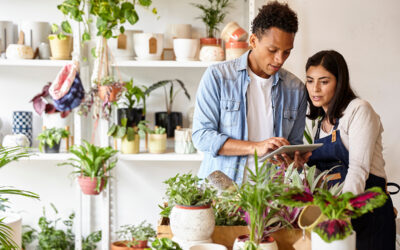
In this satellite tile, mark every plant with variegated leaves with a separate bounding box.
[281,186,387,242]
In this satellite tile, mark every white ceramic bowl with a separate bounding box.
[190,243,228,250]
[173,38,199,61]
[133,33,164,60]
[6,44,34,59]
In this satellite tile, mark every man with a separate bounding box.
[192,1,309,184]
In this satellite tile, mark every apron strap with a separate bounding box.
[387,182,400,195]
[315,117,340,141]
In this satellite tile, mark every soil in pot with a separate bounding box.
[117,108,144,127]
[78,176,105,195]
[44,142,61,153]
[155,112,182,137]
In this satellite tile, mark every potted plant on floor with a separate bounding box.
[108,118,147,154]
[37,128,70,153]
[144,79,190,137]
[282,185,387,249]
[161,173,217,249]
[58,141,118,195]
[112,221,156,250]
[117,79,148,127]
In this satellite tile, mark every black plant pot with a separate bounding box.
[117,108,145,127]
[155,112,183,138]
[44,142,61,153]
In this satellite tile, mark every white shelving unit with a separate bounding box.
[21,152,73,161]
[113,60,217,68]
[118,150,204,162]
[0,59,71,67]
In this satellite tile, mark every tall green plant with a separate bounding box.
[144,79,190,114]
[191,0,232,38]
[56,0,157,41]
[120,79,148,113]
[59,141,118,191]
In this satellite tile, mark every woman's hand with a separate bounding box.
[270,151,312,169]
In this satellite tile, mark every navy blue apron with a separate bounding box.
[307,118,396,250]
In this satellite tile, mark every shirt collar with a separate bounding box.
[237,50,282,85]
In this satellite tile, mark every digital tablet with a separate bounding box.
[264,143,323,159]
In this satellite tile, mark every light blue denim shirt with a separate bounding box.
[192,50,307,185]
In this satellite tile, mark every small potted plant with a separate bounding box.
[282,185,387,249]
[48,24,73,60]
[151,238,182,250]
[112,221,156,250]
[161,173,217,249]
[138,123,167,154]
[97,76,125,103]
[108,118,147,154]
[59,141,118,195]
[117,79,148,127]
[37,127,70,153]
[144,79,190,137]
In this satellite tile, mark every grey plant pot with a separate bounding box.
[44,142,61,153]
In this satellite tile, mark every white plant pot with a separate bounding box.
[109,30,142,60]
[42,113,72,129]
[233,235,278,250]
[133,33,164,61]
[20,21,51,51]
[199,45,224,62]
[0,213,22,249]
[170,205,215,250]
[173,38,199,62]
[174,128,196,154]
[2,134,30,148]
[190,243,227,250]
[311,231,356,250]
[165,24,192,49]
[6,44,34,59]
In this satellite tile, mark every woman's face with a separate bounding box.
[306,65,337,112]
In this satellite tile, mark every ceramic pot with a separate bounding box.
[165,24,192,49]
[174,128,196,154]
[155,112,183,138]
[44,142,61,153]
[2,134,30,148]
[220,22,248,43]
[48,35,73,60]
[109,30,142,60]
[190,243,227,250]
[148,133,167,154]
[111,240,148,250]
[121,135,140,154]
[6,44,34,59]
[311,231,356,250]
[98,84,123,102]
[233,235,278,250]
[0,213,22,249]
[200,38,221,47]
[225,41,249,61]
[298,205,327,233]
[133,33,164,60]
[77,176,105,195]
[20,21,51,51]
[173,38,199,61]
[170,204,215,250]
[38,42,51,59]
[43,113,72,129]
[117,108,144,127]
[0,21,14,53]
[12,111,32,146]
[199,45,224,62]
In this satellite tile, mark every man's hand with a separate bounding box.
[278,151,312,168]
[254,137,290,156]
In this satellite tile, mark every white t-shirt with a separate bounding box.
[245,67,275,176]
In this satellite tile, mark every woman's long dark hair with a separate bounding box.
[306,50,357,124]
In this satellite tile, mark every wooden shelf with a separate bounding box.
[112,60,220,68]
[0,59,71,67]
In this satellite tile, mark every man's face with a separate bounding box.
[248,27,295,78]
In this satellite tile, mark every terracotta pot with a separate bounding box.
[48,35,72,60]
[121,134,140,154]
[220,22,248,43]
[111,240,148,250]
[148,133,167,154]
[98,84,122,102]
[200,38,221,47]
[170,204,215,249]
[225,41,249,61]
[233,234,278,250]
[77,176,105,195]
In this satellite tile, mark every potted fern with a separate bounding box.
[37,128,70,153]
[144,79,190,137]
[59,141,118,195]
[112,221,156,250]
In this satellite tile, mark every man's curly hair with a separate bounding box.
[251,1,298,38]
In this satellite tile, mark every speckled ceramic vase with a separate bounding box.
[170,204,215,249]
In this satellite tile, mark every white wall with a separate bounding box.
[0,0,399,248]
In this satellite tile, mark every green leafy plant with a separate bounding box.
[213,195,246,226]
[137,121,166,137]
[108,118,137,142]
[144,79,190,114]
[151,238,182,250]
[37,128,70,152]
[22,225,37,249]
[58,141,118,191]
[160,173,216,218]
[56,0,157,42]
[119,79,148,114]
[191,0,232,38]
[82,230,102,250]
[282,186,387,243]
[49,23,70,41]
[0,147,39,249]
[116,221,156,247]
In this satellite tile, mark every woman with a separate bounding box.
[305,50,396,250]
